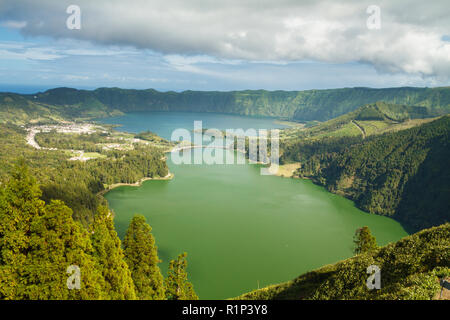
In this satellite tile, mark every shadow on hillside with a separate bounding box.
[396,135,450,233]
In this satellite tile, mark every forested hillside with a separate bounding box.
[236,223,450,300]
[1,86,449,300]
[0,92,122,125]
[4,86,446,122]
[281,116,450,232]
[0,165,197,300]
[0,124,169,225]
[0,93,65,125]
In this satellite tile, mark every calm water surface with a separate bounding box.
[102,112,408,299]
[98,111,288,139]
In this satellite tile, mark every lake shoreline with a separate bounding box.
[272,163,302,178]
[98,172,174,196]
[106,148,408,299]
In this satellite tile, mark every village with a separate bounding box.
[24,122,173,161]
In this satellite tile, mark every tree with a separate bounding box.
[123,215,165,300]
[90,205,136,300]
[23,200,106,299]
[165,253,198,300]
[0,162,44,296]
[0,163,104,299]
[353,226,378,255]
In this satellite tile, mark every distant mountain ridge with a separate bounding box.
[0,93,65,125]
[1,86,449,125]
[8,86,449,122]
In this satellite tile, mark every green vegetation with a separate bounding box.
[235,223,450,300]
[0,124,169,225]
[282,102,440,140]
[1,86,448,124]
[1,86,449,300]
[353,226,378,255]
[90,206,137,300]
[0,164,197,300]
[0,93,64,125]
[135,130,168,143]
[82,152,107,159]
[281,116,450,232]
[165,253,198,300]
[0,92,121,125]
[124,215,165,300]
[35,131,109,153]
[0,164,104,299]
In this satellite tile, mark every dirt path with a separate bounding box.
[26,129,41,149]
[351,120,366,139]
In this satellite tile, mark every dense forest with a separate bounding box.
[281,116,450,232]
[0,124,169,225]
[236,223,450,300]
[35,131,111,153]
[1,86,449,125]
[0,86,449,300]
[0,119,197,299]
[0,164,197,299]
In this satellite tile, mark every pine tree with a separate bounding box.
[165,253,198,300]
[123,215,165,300]
[0,162,43,298]
[353,226,378,255]
[90,205,136,300]
[0,163,104,299]
[24,200,106,299]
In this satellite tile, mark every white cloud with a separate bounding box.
[0,42,64,60]
[0,0,449,79]
[0,20,27,29]
[0,40,142,61]
[63,74,90,81]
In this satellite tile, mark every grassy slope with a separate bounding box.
[0,93,65,125]
[0,92,122,125]
[282,101,440,140]
[235,223,450,300]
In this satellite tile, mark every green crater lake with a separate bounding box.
[102,112,408,299]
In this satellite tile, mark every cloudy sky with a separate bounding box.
[0,0,449,92]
